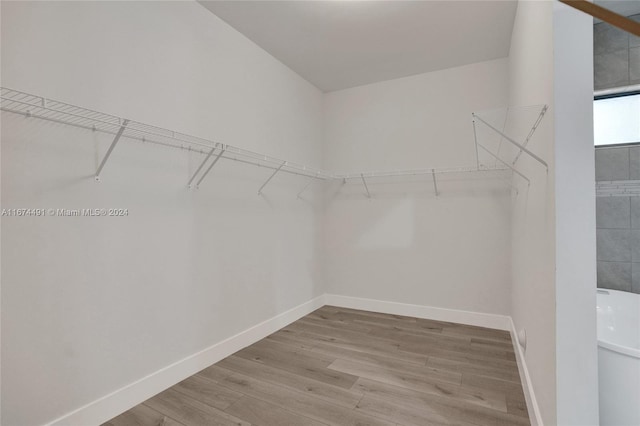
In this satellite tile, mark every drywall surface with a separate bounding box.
[508,1,557,424]
[553,3,599,425]
[323,59,512,316]
[509,2,598,424]
[0,2,324,425]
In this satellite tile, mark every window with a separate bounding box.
[594,92,640,146]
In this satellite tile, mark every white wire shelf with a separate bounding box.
[1,86,517,197]
[335,166,512,198]
[334,165,508,180]
[0,87,332,189]
[471,104,549,186]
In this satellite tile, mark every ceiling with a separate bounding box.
[199,1,518,92]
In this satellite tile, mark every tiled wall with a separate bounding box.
[596,146,640,293]
[594,14,640,90]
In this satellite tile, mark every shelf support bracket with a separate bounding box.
[196,146,226,188]
[512,105,548,166]
[360,174,371,198]
[478,143,530,185]
[258,161,286,195]
[472,118,480,170]
[95,119,129,181]
[297,176,316,199]
[473,114,548,170]
[432,169,438,196]
[188,144,219,188]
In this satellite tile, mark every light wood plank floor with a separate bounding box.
[104,306,530,426]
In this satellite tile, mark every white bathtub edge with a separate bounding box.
[509,317,544,426]
[598,339,640,359]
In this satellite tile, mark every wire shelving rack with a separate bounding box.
[1,87,548,197]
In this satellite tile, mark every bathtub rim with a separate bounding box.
[598,339,640,359]
[597,288,640,359]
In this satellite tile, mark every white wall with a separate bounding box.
[553,3,598,425]
[323,59,513,315]
[1,2,600,426]
[509,1,598,425]
[508,2,557,424]
[0,2,324,425]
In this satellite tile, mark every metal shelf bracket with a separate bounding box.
[360,173,371,198]
[473,113,548,171]
[431,169,438,196]
[196,145,226,189]
[297,175,317,199]
[512,105,548,166]
[472,119,480,170]
[95,119,130,181]
[258,161,286,195]
[188,144,218,188]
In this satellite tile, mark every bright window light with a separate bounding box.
[594,93,640,146]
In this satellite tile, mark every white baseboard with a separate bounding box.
[46,295,326,426]
[46,294,542,426]
[509,317,544,426]
[325,294,542,425]
[324,294,512,330]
